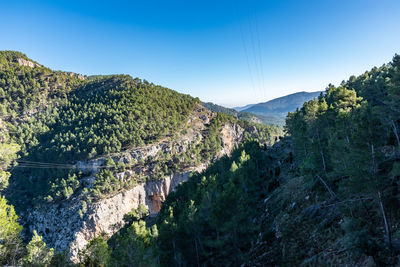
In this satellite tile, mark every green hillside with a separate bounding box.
[0,51,204,206]
[201,101,238,117]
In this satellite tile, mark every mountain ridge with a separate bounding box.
[232,103,256,111]
[237,91,322,114]
[203,91,322,126]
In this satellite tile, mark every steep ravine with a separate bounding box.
[24,107,252,261]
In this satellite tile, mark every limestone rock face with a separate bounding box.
[25,107,249,262]
[66,72,86,80]
[220,123,245,155]
[17,58,40,68]
[28,168,203,262]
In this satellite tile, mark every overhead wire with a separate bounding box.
[234,0,258,101]
[252,4,266,100]
[235,0,267,103]
[16,160,75,169]
[17,160,74,166]
[245,0,263,100]
[13,159,114,169]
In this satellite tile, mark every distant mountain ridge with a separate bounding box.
[204,91,322,126]
[238,91,321,116]
[233,103,256,112]
[236,91,322,116]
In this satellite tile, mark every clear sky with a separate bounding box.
[1,0,400,107]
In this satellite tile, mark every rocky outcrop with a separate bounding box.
[66,72,86,80]
[16,58,40,68]
[220,123,245,155]
[28,167,204,262]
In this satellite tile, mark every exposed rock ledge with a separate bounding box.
[29,165,205,262]
[16,58,40,68]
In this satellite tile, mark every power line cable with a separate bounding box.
[245,0,263,100]
[252,5,267,100]
[14,159,114,169]
[234,0,258,101]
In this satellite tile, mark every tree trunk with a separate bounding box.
[195,239,200,267]
[316,127,328,175]
[173,240,178,267]
[371,144,393,252]
[391,120,400,147]
[320,150,327,174]
[316,174,337,199]
[378,191,392,253]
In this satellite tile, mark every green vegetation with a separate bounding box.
[0,143,19,190]
[108,220,158,266]
[77,205,158,267]
[272,54,400,265]
[201,101,238,117]
[23,230,54,266]
[38,75,198,161]
[0,103,59,266]
[0,51,200,207]
[0,196,23,266]
[78,237,111,267]
[0,115,23,265]
[156,141,276,266]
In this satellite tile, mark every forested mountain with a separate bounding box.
[201,101,238,117]
[0,51,281,265]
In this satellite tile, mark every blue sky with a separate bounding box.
[1,0,400,107]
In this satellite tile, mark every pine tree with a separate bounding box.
[0,196,23,266]
[78,237,110,267]
[23,230,54,266]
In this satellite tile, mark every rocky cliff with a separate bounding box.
[29,168,204,262]
[25,106,251,261]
